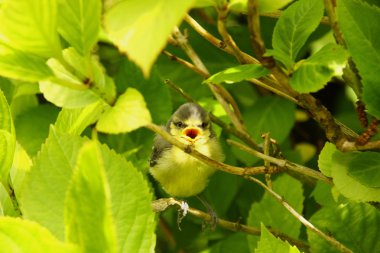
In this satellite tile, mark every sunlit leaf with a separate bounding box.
[255,224,300,253]
[103,0,195,76]
[318,142,336,177]
[96,88,152,133]
[0,89,15,187]
[204,64,270,84]
[0,0,61,58]
[65,141,117,253]
[20,128,86,240]
[57,0,101,55]
[0,217,79,253]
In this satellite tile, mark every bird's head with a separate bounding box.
[167,103,213,145]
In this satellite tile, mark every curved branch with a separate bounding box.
[152,197,310,251]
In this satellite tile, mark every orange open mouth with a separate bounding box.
[184,128,200,140]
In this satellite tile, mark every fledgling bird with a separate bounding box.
[149,103,224,198]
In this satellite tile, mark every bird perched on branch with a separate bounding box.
[149,103,224,198]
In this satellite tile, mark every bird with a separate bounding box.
[149,102,224,198]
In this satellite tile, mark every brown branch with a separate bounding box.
[247,0,266,60]
[341,139,380,151]
[246,176,353,253]
[323,0,362,97]
[152,198,310,251]
[145,123,280,176]
[227,139,332,184]
[162,50,209,78]
[217,4,251,64]
[260,10,330,25]
[184,15,259,64]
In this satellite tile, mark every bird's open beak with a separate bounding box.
[182,127,202,142]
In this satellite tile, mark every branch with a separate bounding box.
[217,4,251,64]
[162,50,209,78]
[152,198,310,251]
[145,123,281,176]
[227,139,332,184]
[184,15,259,64]
[246,176,353,253]
[247,0,266,60]
[260,10,330,25]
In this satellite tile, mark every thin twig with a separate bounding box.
[247,0,266,60]
[184,15,259,64]
[262,133,273,188]
[162,50,209,78]
[145,123,280,176]
[260,10,330,25]
[152,198,310,251]
[323,0,362,97]
[227,139,332,184]
[172,26,247,134]
[217,4,250,64]
[246,176,353,253]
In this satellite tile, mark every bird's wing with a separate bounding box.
[149,134,172,167]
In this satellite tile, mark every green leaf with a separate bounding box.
[65,141,117,253]
[114,60,172,124]
[255,224,300,253]
[9,143,32,200]
[308,202,380,253]
[55,101,109,135]
[346,151,380,188]
[247,174,304,251]
[207,233,250,253]
[0,89,15,187]
[0,217,79,253]
[337,0,380,118]
[20,128,86,240]
[103,0,195,76]
[318,142,336,177]
[14,105,60,157]
[331,150,380,202]
[204,64,270,85]
[244,96,295,144]
[57,0,100,55]
[96,88,152,134]
[96,141,156,253]
[272,0,324,69]
[290,44,349,93]
[0,183,17,216]
[0,0,61,58]
[0,45,53,82]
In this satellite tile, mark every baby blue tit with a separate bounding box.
[149,103,224,198]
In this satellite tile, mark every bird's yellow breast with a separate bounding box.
[150,138,224,197]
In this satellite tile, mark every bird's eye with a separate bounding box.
[201,122,209,128]
[174,121,184,128]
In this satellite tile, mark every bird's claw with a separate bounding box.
[177,201,189,231]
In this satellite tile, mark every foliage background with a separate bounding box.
[0,0,380,252]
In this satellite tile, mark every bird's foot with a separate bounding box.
[196,195,218,231]
[177,201,189,231]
